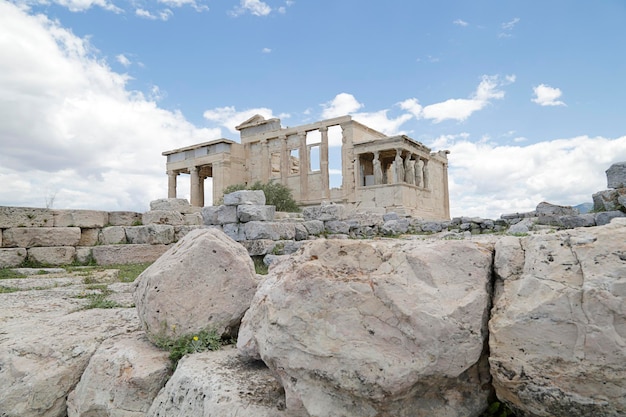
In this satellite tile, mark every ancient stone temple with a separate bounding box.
[163,115,450,219]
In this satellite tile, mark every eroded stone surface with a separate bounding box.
[238,238,493,417]
[490,219,626,417]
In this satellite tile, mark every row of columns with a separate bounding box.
[167,167,210,207]
[372,149,429,188]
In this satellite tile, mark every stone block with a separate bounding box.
[420,221,444,233]
[237,205,276,222]
[75,247,93,265]
[183,212,203,226]
[535,202,579,217]
[324,220,350,235]
[240,239,277,256]
[174,225,204,241]
[150,198,193,213]
[142,210,185,226]
[606,161,626,188]
[99,226,127,245]
[28,246,76,266]
[0,207,54,228]
[108,211,142,226]
[592,190,622,212]
[0,248,27,268]
[557,214,596,229]
[303,220,324,236]
[201,206,237,225]
[91,244,170,265]
[595,210,626,226]
[79,228,100,246]
[302,203,346,221]
[380,219,410,235]
[222,223,243,242]
[2,227,81,248]
[53,210,109,228]
[223,190,266,206]
[243,221,296,241]
[126,225,175,245]
[294,224,308,241]
[382,212,399,221]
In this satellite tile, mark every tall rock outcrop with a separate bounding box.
[490,219,626,416]
[238,238,494,417]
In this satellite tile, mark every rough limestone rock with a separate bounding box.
[150,198,194,214]
[606,161,626,189]
[223,190,266,206]
[0,303,140,417]
[27,246,76,266]
[91,244,169,265]
[99,226,127,245]
[0,247,27,267]
[0,206,54,228]
[592,189,625,212]
[201,205,237,225]
[146,346,298,417]
[243,221,296,240]
[142,210,185,226]
[67,333,171,417]
[237,204,276,222]
[108,211,142,226]
[238,238,493,417]
[134,228,258,342]
[490,219,626,417]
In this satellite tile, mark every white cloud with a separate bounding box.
[429,133,626,218]
[202,106,278,135]
[116,53,131,67]
[398,98,423,118]
[135,8,173,20]
[421,75,512,123]
[262,47,272,53]
[0,2,219,211]
[230,0,271,17]
[321,93,363,119]
[501,17,520,30]
[453,19,468,27]
[12,0,123,13]
[157,0,208,12]
[532,84,566,106]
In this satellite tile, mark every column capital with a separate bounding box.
[318,126,328,133]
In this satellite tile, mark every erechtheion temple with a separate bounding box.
[163,115,450,219]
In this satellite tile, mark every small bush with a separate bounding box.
[222,180,300,212]
[252,256,268,275]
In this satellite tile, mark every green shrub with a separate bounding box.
[155,329,222,367]
[221,180,300,212]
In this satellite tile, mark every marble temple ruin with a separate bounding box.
[163,115,450,220]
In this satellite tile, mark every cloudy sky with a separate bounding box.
[2,0,626,218]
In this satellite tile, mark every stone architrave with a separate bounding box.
[2,227,81,248]
[490,220,626,417]
[238,238,493,417]
[53,210,109,228]
[606,161,626,189]
[133,228,258,341]
[67,333,171,417]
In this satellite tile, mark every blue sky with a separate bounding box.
[2,0,626,218]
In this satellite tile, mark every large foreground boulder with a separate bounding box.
[238,238,494,417]
[490,219,626,416]
[133,228,258,343]
[147,346,298,417]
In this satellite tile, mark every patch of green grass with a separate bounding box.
[479,401,517,417]
[0,269,26,280]
[0,285,20,293]
[116,263,152,282]
[154,329,222,368]
[83,293,123,309]
[252,256,268,275]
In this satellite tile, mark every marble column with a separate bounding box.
[319,126,330,199]
[190,166,201,207]
[280,135,288,184]
[404,156,415,185]
[298,132,308,198]
[415,159,423,187]
[260,139,269,182]
[167,170,177,198]
[422,158,430,189]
